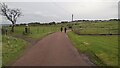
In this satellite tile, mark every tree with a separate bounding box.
[49,21,56,25]
[0,3,21,32]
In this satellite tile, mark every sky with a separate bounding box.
[0,0,119,24]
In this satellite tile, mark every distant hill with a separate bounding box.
[0,24,11,26]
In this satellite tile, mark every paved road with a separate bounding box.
[12,32,93,66]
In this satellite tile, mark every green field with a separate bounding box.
[4,25,60,39]
[72,21,118,34]
[67,31,118,66]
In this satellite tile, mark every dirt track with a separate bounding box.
[12,32,93,66]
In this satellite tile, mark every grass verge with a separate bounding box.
[2,35,27,66]
[67,31,118,66]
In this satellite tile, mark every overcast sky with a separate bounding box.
[0,0,119,24]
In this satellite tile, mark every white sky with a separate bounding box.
[0,0,119,24]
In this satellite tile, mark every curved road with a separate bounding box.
[12,32,93,66]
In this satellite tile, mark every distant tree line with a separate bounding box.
[4,18,119,27]
[72,19,120,23]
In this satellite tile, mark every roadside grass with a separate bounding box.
[0,46,1,67]
[2,35,27,66]
[0,45,1,66]
[67,31,118,66]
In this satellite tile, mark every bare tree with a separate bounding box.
[0,3,21,32]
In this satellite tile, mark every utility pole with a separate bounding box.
[72,14,73,22]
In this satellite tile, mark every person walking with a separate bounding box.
[64,27,67,33]
[61,27,63,32]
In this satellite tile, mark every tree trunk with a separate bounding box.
[11,24,14,32]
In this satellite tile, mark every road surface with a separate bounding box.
[12,32,93,66]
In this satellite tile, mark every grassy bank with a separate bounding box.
[67,31,118,66]
[2,35,27,65]
[0,35,2,67]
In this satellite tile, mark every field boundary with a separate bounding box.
[77,34,120,36]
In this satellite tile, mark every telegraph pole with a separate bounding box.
[72,14,73,22]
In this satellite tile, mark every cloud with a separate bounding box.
[1,1,118,24]
[0,0,119,2]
